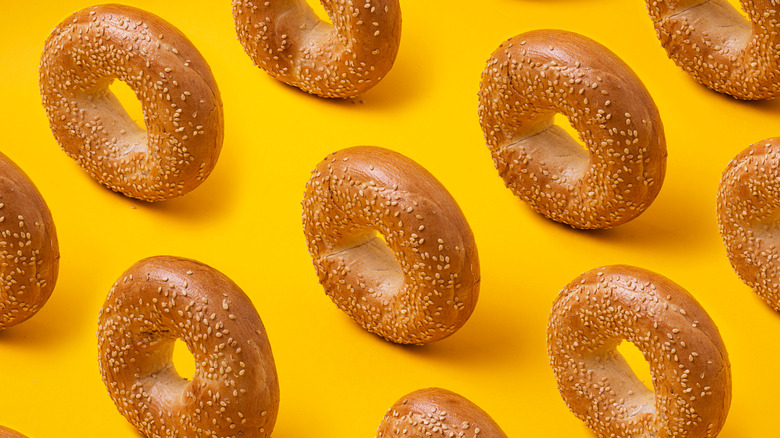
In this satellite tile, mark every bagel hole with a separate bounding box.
[553,113,585,149]
[728,0,749,20]
[616,340,653,393]
[109,79,146,133]
[327,230,404,298]
[172,338,197,381]
[308,0,332,25]
[586,342,656,420]
[706,0,749,20]
[374,231,389,244]
[518,113,589,183]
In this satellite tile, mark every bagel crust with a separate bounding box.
[0,152,59,330]
[302,146,480,344]
[232,0,402,98]
[717,138,780,310]
[376,388,508,438]
[97,256,279,437]
[548,265,731,438]
[478,30,667,229]
[0,426,27,438]
[39,4,223,201]
[646,0,780,100]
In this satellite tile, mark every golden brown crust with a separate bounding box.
[717,137,780,310]
[39,4,223,201]
[0,426,28,438]
[478,29,667,229]
[232,0,402,98]
[302,146,480,344]
[97,256,279,437]
[646,0,780,100]
[376,388,508,438]
[547,265,731,438]
[0,152,59,330]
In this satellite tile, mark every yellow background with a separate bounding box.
[0,0,776,436]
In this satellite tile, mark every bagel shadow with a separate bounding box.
[740,95,780,114]
[523,179,712,253]
[257,44,426,112]
[0,315,70,349]
[683,75,780,114]
[127,151,240,223]
[389,298,531,368]
[355,46,428,111]
[324,300,528,367]
[0,266,94,349]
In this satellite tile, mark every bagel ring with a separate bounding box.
[0,152,59,330]
[478,29,667,229]
[301,146,480,344]
[645,0,780,100]
[376,388,508,437]
[232,0,402,98]
[717,137,780,310]
[39,4,223,201]
[547,265,731,438]
[97,256,279,437]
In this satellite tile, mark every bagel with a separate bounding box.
[478,29,667,229]
[0,426,27,438]
[717,137,780,311]
[97,256,279,437]
[376,388,508,438]
[645,0,780,100]
[39,4,223,201]
[0,152,59,330]
[547,265,731,438]
[301,146,480,344]
[232,0,402,98]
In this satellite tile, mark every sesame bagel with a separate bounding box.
[301,146,480,344]
[547,265,731,438]
[645,0,780,100]
[232,0,401,98]
[97,256,279,437]
[39,4,223,201]
[478,30,667,229]
[376,388,508,438]
[717,137,780,311]
[0,152,59,330]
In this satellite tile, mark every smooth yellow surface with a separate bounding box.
[0,0,777,436]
